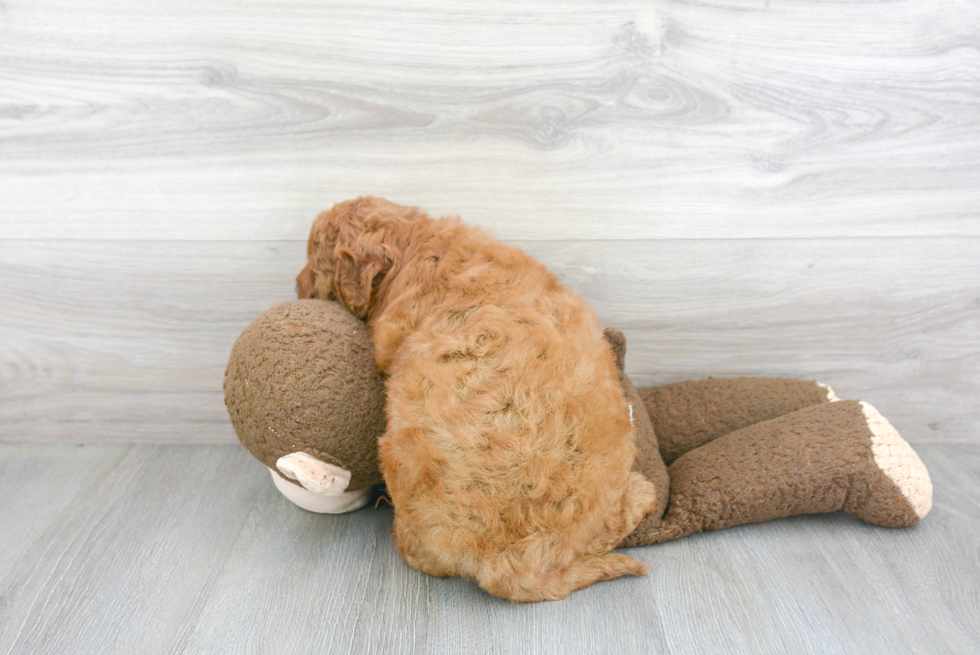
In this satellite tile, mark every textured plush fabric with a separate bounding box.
[603,329,670,526]
[640,377,832,465]
[224,300,386,491]
[622,400,930,546]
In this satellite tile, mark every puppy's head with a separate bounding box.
[298,196,419,317]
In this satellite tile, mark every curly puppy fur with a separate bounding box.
[298,197,656,602]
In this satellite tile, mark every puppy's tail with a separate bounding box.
[478,552,647,603]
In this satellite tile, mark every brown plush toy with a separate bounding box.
[602,329,932,547]
[224,301,933,545]
[224,300,386,513]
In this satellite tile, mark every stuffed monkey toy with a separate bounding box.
[601,328,932,547]
[224,301,932,546]
[223,300,386,514]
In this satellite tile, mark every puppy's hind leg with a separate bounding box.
[392,515,457,579]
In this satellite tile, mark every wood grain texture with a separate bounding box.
[1,0,979,240]
[1,0,978,444]
[1,238,976,444]
[0,444,264,655]
[0,443,977,654]
[1,1,977,650]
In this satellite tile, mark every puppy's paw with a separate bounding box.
[625,471,659,526]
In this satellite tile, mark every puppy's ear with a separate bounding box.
[333,209,410,317]
[333,248,388,318]
[296,265,316,299]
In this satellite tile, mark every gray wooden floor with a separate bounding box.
[0,443,976,655]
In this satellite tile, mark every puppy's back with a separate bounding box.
[379,228,656,601]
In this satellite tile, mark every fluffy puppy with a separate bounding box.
[297,197,656,602]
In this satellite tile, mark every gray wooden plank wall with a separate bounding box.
[2,0,979,444]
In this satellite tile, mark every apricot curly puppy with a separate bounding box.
[297,197,656,602]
